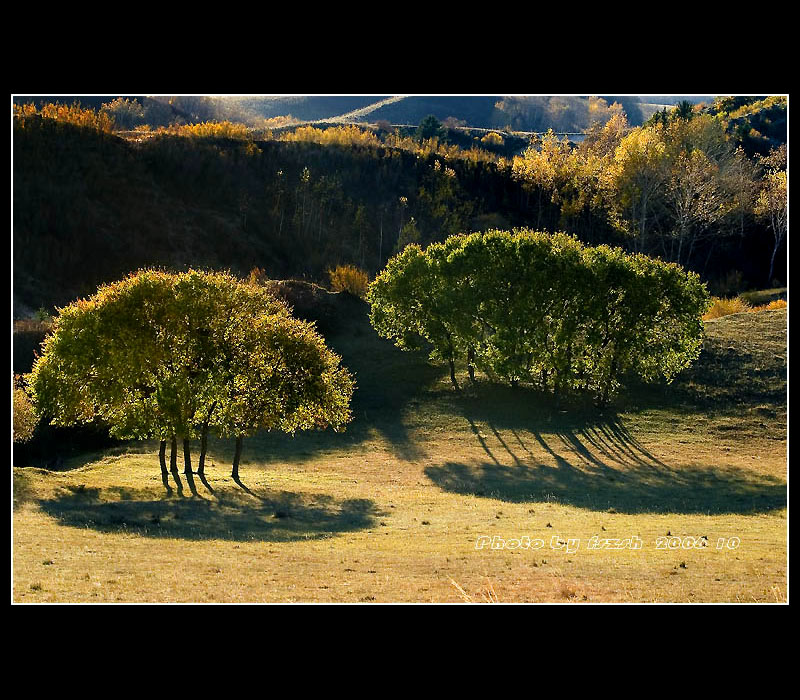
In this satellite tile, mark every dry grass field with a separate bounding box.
[12,305,787,604]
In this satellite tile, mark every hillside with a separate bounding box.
[12,116,545,314]
[220,95,392,122]
[18,95,657,131]
[221,95,652,130]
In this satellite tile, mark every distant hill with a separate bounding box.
[220,96,392,122]
[214,95,653,130]
[638,95,716,105]
[14,94,679,132]
[349,96,503,127]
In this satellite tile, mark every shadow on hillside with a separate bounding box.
[619,311,787,416]
[36,483,381,542]
[242,313,445,463]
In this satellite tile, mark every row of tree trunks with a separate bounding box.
[158,433,246,482]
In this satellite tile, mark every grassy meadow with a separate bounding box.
[12,304,787,603]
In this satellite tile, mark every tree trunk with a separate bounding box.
[537,188,542,229]
[169,436,178,474]
[768,234,780,285]
[601,356,618,407]
[197,401,216,477]
[378,211,383,269]
[467,346,476,385]
[231,435,244,480]
[159,440,168,478]
[183,438,192,475]
[701,239,716,277]
[448,357,459,390]
[198,425,209,477]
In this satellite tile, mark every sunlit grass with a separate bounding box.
[13,308,787,603]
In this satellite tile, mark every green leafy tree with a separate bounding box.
[29,269,352,482]
[368,243,464,388]
[368,229,710,404]
[28,270,208,480]
[214,311,354,480]
[13,377,38,444]
[673,100,696,121]
[416,115,445,142]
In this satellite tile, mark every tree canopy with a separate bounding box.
[367,229,710,404]
[29,269,354,479]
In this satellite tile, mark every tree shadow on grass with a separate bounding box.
[425,457,785,514]
[36,484,381,542]
[425,420,785,515]
[424,382,786,514]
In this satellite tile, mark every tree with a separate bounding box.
[511,130,575,229]
[673,100,696,121]
[368,229,710,403]
[578,245,708,404]
[368,243,464,388]
[754,168,787,284]
[663,149,729,267]
[395,216,421,253]
[214,311,354,480]
[720,147,760,239]
[603,126,669,253]
[29,269,352,482]
[29,270,177,478]
[100,98,147,130]
[416,115,445,142]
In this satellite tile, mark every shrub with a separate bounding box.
[166,120,252,140]
[13,377,38,443]
[328,265,369,298]
[704,295,786,320]
[280,125,382,148]
[481,131,505,147]
[703,296,752,320]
